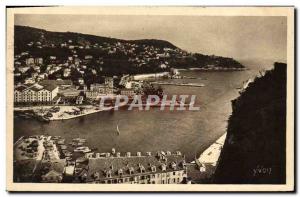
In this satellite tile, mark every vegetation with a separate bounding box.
[213,62,286,184]
[14,25,244,78]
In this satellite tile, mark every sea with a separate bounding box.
[13,59,277,162]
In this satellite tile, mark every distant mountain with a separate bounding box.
[14,25,244,79]
[14,25,177,53]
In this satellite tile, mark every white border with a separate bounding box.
[5,6,295,192]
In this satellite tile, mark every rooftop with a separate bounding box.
[15,85,28,92]
[40,159,66,176]
[86,152,186,182]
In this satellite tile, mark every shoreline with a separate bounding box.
[178,67,247,71]
[14,105,121,121]
[49,106,116,121]
[192,132,227,166]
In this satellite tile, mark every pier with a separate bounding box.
[152,81,205,87]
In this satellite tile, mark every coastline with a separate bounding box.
[14,105,121,121]
[178,67,247,71]
[193,132,227,166]
[49,106,116,121]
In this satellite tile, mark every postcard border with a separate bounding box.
[6,6,295,192]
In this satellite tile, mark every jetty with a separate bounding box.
[152,81,205,87]
[194,132,227,167]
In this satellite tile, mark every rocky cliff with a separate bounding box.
[213,62,287,184]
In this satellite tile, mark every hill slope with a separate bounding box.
[14,25,245,86]
[213,62,287,184]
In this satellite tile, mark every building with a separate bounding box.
[63,68,71,77]
[34,58,43,65]
[37,84,59,102]
[18,66,30,73]
[22,85,39,102]
[25,57,34,65]
[40,159,66,183]
[85,82,114,99]
[78,78,84,85]
[14,82,59,103]
[49,56,56,60]
[60,87,80,98]
[120,88,135,97]
[104,77,114,89]
[80,151,187,184]
[76,96,84,105]
[24,77,36,85]
[85,55,93,60]
[90,83,106,93]
[85,91,99,100]
[14,85,28,103]
[159,63,168,69]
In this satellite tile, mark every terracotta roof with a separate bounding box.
[43,84,58,92]
[86,153,186,182]
[15,85,28,92]
[30,86,43,92]
[40,159,66,176]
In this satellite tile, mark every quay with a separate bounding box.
[152,81,205,87]
[193,132,227,168]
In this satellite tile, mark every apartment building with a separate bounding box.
[80,151,187,184]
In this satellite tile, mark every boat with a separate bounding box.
[116,124,120,135]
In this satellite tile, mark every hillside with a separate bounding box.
[14,26,178,53]
[213,62,287,184]
[14,25,244,77]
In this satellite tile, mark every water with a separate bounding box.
[13,60,275,162]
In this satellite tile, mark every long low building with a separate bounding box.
[76,151,187,184]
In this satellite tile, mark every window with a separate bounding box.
[173,172,176,175]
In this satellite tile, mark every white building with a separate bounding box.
[14,82,59,103]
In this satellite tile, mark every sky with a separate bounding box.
[15,14,287,62]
